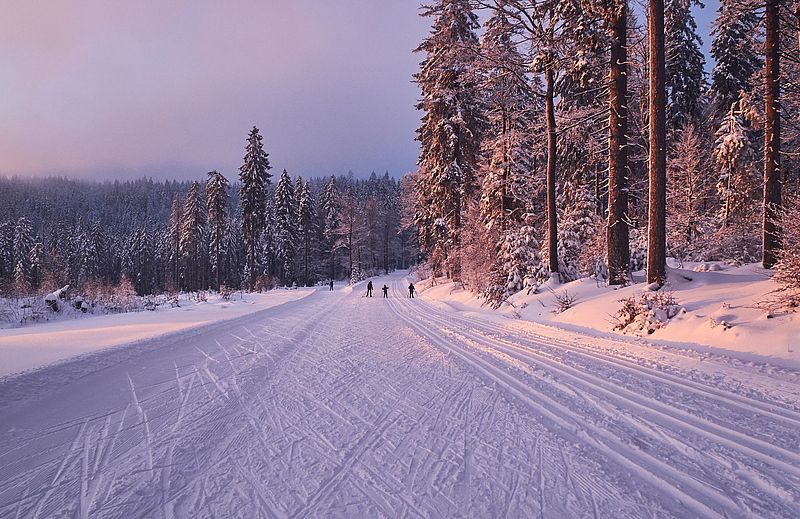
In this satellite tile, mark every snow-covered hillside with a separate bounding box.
[0,272,798,518]
[420,262,800,368]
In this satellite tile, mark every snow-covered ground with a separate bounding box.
[0,272,798,517]
[0,289,313,377]
[422,262,799,369]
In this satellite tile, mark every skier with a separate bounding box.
[382,285,389,298]
[366,280,373,297]
[329,279,334,291]
[408,282,415,298]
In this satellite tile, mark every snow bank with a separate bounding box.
[414,263,800,369]
[0,289,314,377]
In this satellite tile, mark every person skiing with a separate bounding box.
[382,285,389,298]
[366,280,373,297]
[329,279,334,291]
[408,282,415,298]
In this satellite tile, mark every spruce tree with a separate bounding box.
[180,181,205,291]
[709,1,761,113]
[0,221,13,281]
[206,170,230,290]
[13,217,34,284]
[297,179,316,287]
[413,0,484,281]
[320,176,340,280]
[239,126,272,288]
[169,194,182,290]
[665,0,706,131]
[478,7,539,234]
[274,170,298,285]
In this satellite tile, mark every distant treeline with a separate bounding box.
[0,144,418,296]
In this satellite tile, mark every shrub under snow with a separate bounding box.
[614,291,684,335]
[774,194,800,307]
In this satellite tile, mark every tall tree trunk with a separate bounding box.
[545,63,559,275]
[607,3,630,285]
[647,0,667,285]
[763,0,782,268]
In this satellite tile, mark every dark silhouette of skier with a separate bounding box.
[329,280,334,291]
[382,285,389,298]
[408,282,415,298]
[366,281,373,297]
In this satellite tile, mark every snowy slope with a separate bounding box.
[420,263,800,368]
[0,273,798,518]
[0,289,313,377]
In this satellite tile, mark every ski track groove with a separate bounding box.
[0,275,797,518]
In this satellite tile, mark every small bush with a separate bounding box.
[553,289,577,313]
[614,290,683,335]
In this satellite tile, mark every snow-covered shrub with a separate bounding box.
[460,202,499,293]
[553,289,577,313]
[774,194,800,307]
[628,228,647,273]
[219,285,233,301]
[0,296,48,326]
[614,291,683,335]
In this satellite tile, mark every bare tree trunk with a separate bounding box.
[763,0,782,268]
[647,0,667,285]
[545,63,559,275]
[607,4,630,285]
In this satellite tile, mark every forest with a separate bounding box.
[409,0,800,306]
[0,131,416,297]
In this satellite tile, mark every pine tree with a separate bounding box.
[413,0,485,281]
[648,0,668,286]
[180,180,205,291]
[709,0,762,113]
[584,0,631,285]
[239,126,272,289]
[664,0,706,131]
[206,170,230,290]
[274,170,298,285]
[762,0,781,268]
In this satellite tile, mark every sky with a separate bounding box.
[1,1,719,182]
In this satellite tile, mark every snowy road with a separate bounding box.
[1,273,799,518]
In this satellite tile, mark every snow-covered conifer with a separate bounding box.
[274,170,298,284]
[181,181,206,291]
[206,170,229,290]
[665,0,706,131]
[239,126,272,288]
[709,0,761,113]
[413,0,484,280]
[297,178,315,286]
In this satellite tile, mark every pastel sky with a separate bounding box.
[1,1,718,181]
